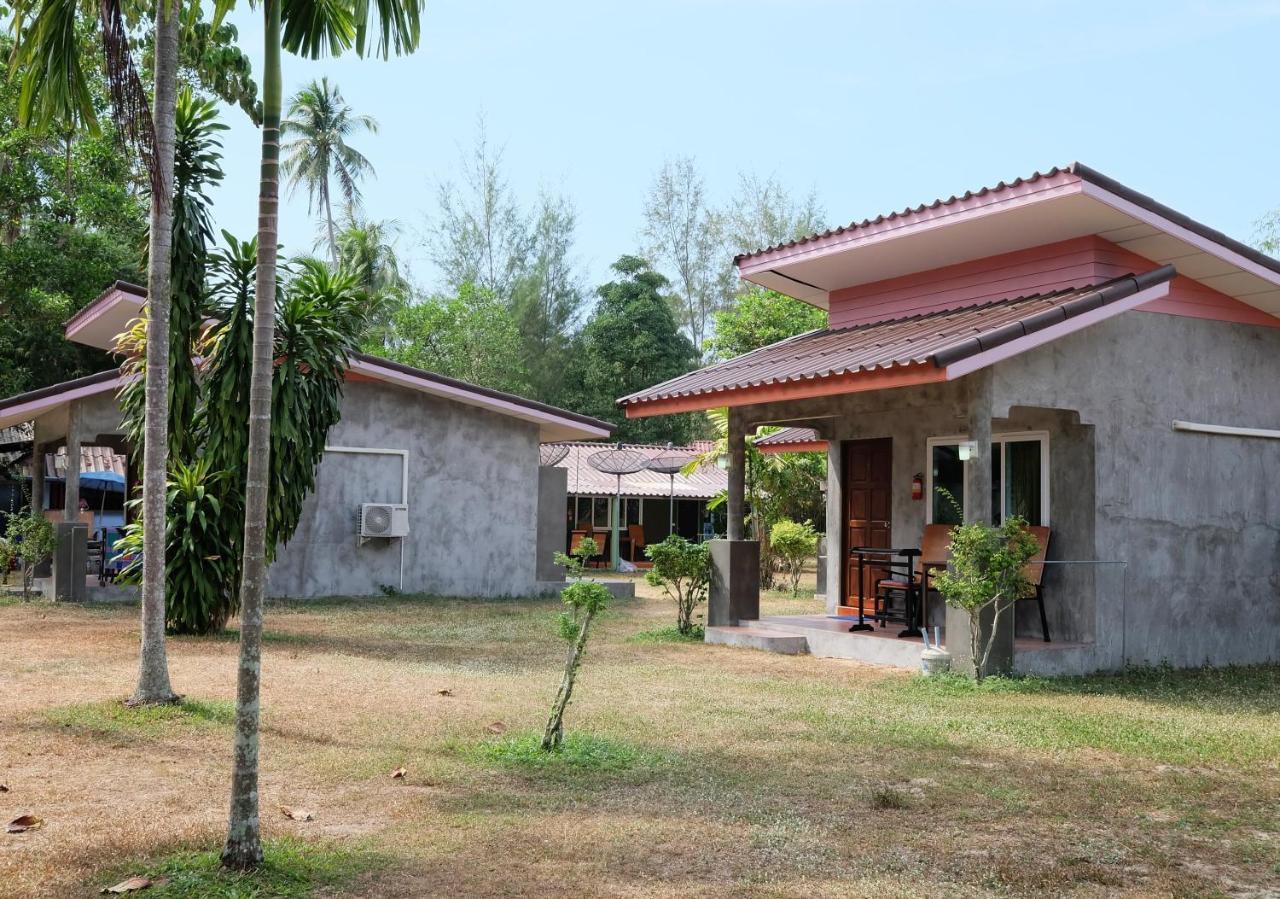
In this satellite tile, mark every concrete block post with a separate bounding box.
[52,521,87,602]
[63,401,82,524]
[945,368,1014,676]
[708,539,759,626]
[726,408,747,541]
[824,440,843,616]
[536,465,568,582]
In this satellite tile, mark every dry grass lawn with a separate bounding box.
[1,579,1278,898]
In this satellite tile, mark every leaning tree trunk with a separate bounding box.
[323,184,337,264]
[541,608,597,751]
[130,0,179,707]
[221,0,281,871]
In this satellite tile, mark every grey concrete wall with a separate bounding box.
[267,380,542,599]
[536,466,567,581]
[994,310,1280,670]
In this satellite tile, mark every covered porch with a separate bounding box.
[617,271,1171,676]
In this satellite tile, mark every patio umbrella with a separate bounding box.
[645,443,694,540]
[586,445,650,569]
[79,471,126,493]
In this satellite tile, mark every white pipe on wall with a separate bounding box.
[323,445,410,591]
[1172,420,1280,440]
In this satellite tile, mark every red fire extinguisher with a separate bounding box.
[911,473,924,501]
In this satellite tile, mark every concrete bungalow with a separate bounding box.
[0,282,613,601]
[618,163,1280,675]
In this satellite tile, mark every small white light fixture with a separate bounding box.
[957,442,973,462]
[716,455,729,471]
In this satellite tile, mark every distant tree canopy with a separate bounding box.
[374,282,529,396]
[564,255,701,444]
[0,34,145,396]
[709,288,826,360]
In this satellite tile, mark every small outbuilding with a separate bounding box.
[0,282,613,601]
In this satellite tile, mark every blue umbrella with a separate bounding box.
[52,470,126,493]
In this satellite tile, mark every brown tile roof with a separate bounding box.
[550,441,726,500]
[44,446,127,480]
[619,267,1175,409]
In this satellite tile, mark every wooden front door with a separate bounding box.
[842,438,893,615]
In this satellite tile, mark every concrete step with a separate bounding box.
[705,623,810,655]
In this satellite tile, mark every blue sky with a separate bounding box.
[209,0,1280,292]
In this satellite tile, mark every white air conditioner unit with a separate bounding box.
[359,503,409,540]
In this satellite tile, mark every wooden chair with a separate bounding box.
[1019,526,1052,642]
[627,524,646,562]
[875,524,953,632]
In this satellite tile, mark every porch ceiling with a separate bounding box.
[619,267,1175,418]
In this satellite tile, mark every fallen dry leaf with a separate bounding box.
[391,766,407,779]
[280,806,314,822]
[436,688,453,696]
[485,721,507,734]
[7,814,43,833]
[0,783,8,792]
[101,875,168,893]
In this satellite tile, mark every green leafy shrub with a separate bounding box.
[1,509,56,599]
[930,490,1039,680]
[769,519,818,596]
[644,535,710,635]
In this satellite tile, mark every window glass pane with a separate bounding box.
[625,498,641,526]
[593,497,610,528]
[575,497,591,529]
[1005,440,1043,525]
[931,444,964,525]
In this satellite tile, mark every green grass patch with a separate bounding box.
[629,624,705,643]
[465,731,662,775]
[45,698,234,738]
[98,836,380,898]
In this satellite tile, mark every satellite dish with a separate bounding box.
[539,444,570,466]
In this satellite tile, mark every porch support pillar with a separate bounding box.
[63,401,81,523]
[708,407,759,629]
[726,407,747,541]
[823,439,843,616]
[52,401,87,602]
[946,368,1014,676]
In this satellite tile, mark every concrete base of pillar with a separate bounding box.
[815,535,828,599]
[945,603,1014,677]
[52,522,88,603]
[709,539,759,626]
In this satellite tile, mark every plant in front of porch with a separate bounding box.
[769,519,819,596]
[1,509,56,600]
[542,537,611,751]
[644,535,710,636]
[931,492,1039,681]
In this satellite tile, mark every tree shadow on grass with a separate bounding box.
[883,663,1280,715]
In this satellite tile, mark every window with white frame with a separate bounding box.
[568,495,643,529]
[926,432,1050,527]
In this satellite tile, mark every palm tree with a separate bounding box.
[9,0,182,704]
[220,0,423,871]
[281,77,378,260]
[335,212,408,346]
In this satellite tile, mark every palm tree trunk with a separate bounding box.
[323,184,337,264]
[129,0,179,707]
[221,0,280,871]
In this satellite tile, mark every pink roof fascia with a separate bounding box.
[0,375,124,430]
[349,357,612,439]
[64,283,145,344]
[1077,180,1280,289]
[737,169,1084,277]
[943,280,1172,379]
